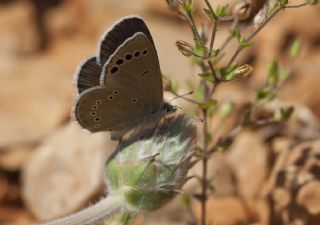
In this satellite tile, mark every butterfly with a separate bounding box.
[73,16,176,139]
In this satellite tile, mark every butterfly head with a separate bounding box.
[162,103,177,114]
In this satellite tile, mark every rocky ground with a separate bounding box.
[0,1,319,225]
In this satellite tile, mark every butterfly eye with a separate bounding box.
[92,105,98,110]
[108,95,114,101]
[131,98,138,104]
[116,59,124,65]
[125,54,133,60]
[90,112,96,116]
[112,90,119,95]
[111,67,119,74]
[96,100,102,105]
[142,49,148,55]
[134,51,140,58]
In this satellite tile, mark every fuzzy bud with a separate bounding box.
[176,40,194,57]
[232,0,252,21]
[233,64,253,80]
[165,0,185,11]
[105,115,197,212]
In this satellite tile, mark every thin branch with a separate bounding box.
[226,5,281,67]
[226,1,310,67]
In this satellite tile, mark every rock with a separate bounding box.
[227,131,269,201]
[194,196,249,225]
[297,181,320,215]
[22,123,114,221]
[0,57,72,148]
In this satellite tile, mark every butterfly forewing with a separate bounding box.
[101,33,163,113]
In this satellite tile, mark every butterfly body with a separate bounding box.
[73,16,175,138]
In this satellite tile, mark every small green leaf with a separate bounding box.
[257,86,277,101]
[200,99,218,109]
[279,67,290,81]
[279,0,288,7]
[181,194,191,208]
[267,58,279,87]
[194,83,205,102]
[274,106,294,122]
[216,4,229,17]
[194,40,207,56]
[306,0,319,5]
[219,64,237,81]
[203,8,217,21]
[198,72,215,82]
[209,49,220,59]
[290,38,301,58]
[171,78,178,93]
[207,105,216,117]
[182,0,193,13]
[218,102,233,119]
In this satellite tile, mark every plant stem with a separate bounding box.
[41,194,124,225]
[201,109,209,225]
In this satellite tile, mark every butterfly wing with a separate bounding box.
[101,32,163,114]
[98,16,156,66]
[75,86,151,132]
[74,57,101,94]
[74,17,164,133]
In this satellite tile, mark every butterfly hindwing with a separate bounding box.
[75,86,150,132]
[75,57,101,94]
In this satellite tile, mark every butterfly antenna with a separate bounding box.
[169,91,194,103]
[174,105,205,124]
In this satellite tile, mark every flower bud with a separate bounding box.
[232,0,252,21]
[165,0,186,11]
[233,64,253,80]
[176,40,194,57]
[105,115,197,211]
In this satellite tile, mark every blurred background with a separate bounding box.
[0,0,319,225]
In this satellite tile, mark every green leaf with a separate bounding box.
[219,64,237,81]
[279,67,290,81]
[200,99,218,109]
[231,28,250,48]
[194,83,205,102]
[279,0,288,7]
[207,105,216,117]
[198,72,215,82]
[290,38,301,58]
[171,77,178,93]
[182,0,193,13]
[218,102,233,119]
[306,0,319,5]
[267,58,279,87]
[209,49,220,59]
[194,40,207,56]
[203,8,217,21]
[181,194,191,208]
[215,4,229,17]
[257,86,277,101]
[274,106,294,122]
